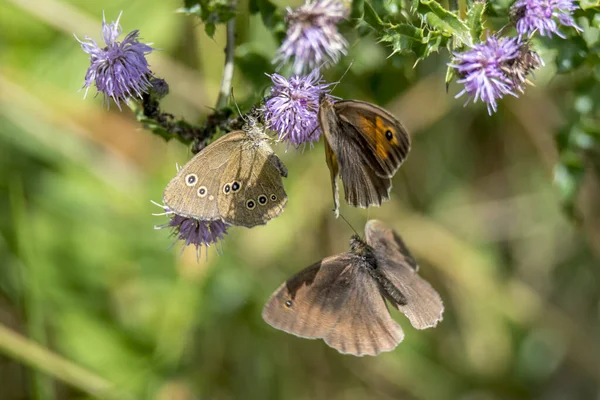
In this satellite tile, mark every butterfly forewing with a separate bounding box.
[319,97,411,215]
[320,99,392,211]
[334,100,410,178]
[262,253,404,356]
[365,220,444,330]
[163,126,288,228]
[263,255,352,339]
[163,131,246,220]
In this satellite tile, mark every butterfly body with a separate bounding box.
[262,220,443,357]
[318,97,411,217]
[163,118,288,228]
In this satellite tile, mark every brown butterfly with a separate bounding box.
[319,97,411,217]
[163,117,288,228]
[262,220,443,356]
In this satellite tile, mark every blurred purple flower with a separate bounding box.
[153,202,229,256]
[450,36,522,115]
[511,0,582,38]
[275,0,349,75]
[75,12,154,109]
[502,42,543,94]
[262,69,334,146]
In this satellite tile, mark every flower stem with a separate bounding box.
[0,324,134,400]
[11,180,54,400]
[216,17,236,110]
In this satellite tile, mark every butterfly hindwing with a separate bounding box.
[365,220,444,330]
[217,139,287,228]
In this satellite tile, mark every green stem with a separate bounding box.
[0,324,133,400]
[216,17,237,109]
[11,181,54,400]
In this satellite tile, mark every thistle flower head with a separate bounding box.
[511,0,582,38]
[262,69,334,146]
[153,201,229,257]
[502,42,544,93]
[75,12,154,109]
[275,0,349,75]
[450,36,522,115]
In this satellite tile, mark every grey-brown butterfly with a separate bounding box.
[262,220,443,356]
[319,96,411,217]
[163,116,288,228]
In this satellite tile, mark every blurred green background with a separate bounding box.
[1,0,599,399]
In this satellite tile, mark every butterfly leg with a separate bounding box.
[324,138,340,218]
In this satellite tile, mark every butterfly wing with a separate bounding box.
[320,98,392,211]
[217,139,287,228]
[163,131,246,220]
[262,254,404,356]
[365,220,444,330]
[334,100,410,178]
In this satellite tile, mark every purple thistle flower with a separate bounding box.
[152,201,229,257]
[502,42,544,93]
[450,36,522,115]
[75,12,155,109]
[275,0,349,75]
[262,69,334,146]
[511,0,582,38]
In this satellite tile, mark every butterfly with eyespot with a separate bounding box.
[262,219,443,357]
[319,96,411,217]
[163,115,288,228]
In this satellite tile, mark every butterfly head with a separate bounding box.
[319,92,335,107]
[243,115,270,141]
[349,234,368,255]
[349,234,378,269]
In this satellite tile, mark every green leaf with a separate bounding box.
[445,65,455,92]
[253,0,284,29]
[411,0,419,12]
[466,1,486,43]
[554,158,584,220]
[234,48,273,96]
[554,36,588,73]
[177,0,236,38]
[249,0,260,13]
[351,0,365,19]
[419,0,470,45]
[580,0,600,10]
[364,1,384,31]
[204,22,216,38]
[379,23,437,61]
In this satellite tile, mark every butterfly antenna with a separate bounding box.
[230,87,246,122]
[496,22,512,36]
[339,213,359,237]
[330,59,355,94]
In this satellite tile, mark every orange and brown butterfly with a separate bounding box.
[318,95,411,217]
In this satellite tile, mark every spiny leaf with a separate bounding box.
[580,0,600,9]
[419,0,470,45]
[466,1,486,43]
[364,1,384,31]
[445,65,455,92]
[250,0,285,33]
[351,0,365,19]
[177,0,236,38]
